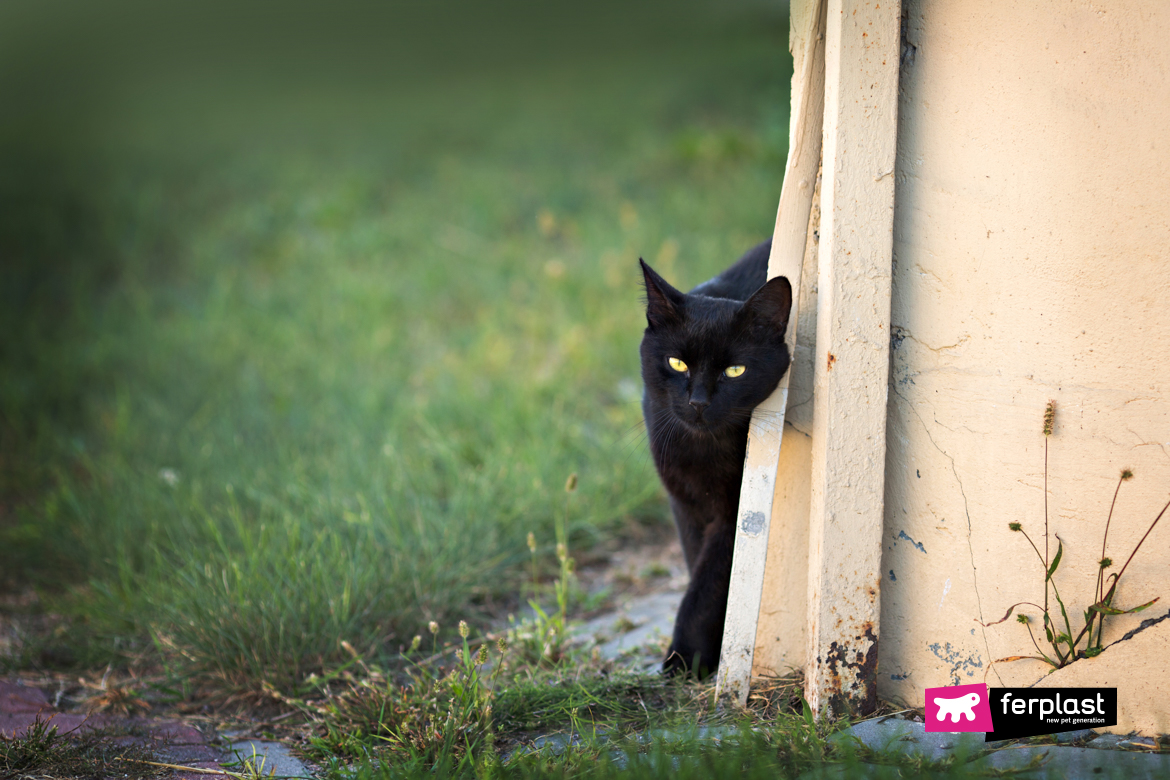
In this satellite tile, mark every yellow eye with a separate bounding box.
[724,365,746,378]
[668,357,688,373]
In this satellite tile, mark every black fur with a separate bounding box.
[639,239,792,677]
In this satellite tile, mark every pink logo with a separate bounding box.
[925,683,994,732]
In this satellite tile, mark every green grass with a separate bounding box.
[299,661,1007,780]
[262,631,1001,780]
[0,1,792,689]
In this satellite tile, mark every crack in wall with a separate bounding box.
[1023,608,1170,690]
[891,384,1002,685]
[892,326,971,354]
[1124,427,1170,461]
[1108,607,1170,648]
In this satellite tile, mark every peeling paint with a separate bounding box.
[927,642,984,686]
[822,624,879,717]
[896,530,926,553]
[740,510,766,536]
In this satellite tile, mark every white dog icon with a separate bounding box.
[934,692,980,723]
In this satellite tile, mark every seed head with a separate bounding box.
[410,635,422,651]
[1008,522,1022,532]
[459,620,470,639]
[476,645,489,665]
[527,532,537,554]
[565,473,578,493]
[1099,557,1113,569]
[1043,401,1056,436]
[1016,614,1029,624]
[496,636,507,654]
[1121,469,1134,481]
[429,620,440,635]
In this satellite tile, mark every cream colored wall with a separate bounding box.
[884,0,1170,732]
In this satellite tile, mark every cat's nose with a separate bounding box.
[689,399,710,414]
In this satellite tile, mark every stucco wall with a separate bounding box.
[883,0,1170,731]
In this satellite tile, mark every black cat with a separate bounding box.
[639,239,792,677]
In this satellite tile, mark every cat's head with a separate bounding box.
[639,259,791,434]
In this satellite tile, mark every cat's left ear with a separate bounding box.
[640,259,685,329]
[742,276,792,336]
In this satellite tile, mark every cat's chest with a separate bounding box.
[649,421,746,504]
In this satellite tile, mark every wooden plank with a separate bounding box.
[803,0,901,719]
[715,0,827,706]
[751,5,826,685]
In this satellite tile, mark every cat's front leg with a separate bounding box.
[663,519,735,678]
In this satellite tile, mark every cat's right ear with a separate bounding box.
[743,275,792,336]
[640,259,685,329]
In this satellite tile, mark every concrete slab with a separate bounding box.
[971,745,1170,779]
[230,739,315,778]
[836,717,1170,779]
[1087,734,1126,750]
[835,717,985,760]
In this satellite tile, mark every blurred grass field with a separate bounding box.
[0,1,792,689]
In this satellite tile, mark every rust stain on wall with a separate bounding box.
[819,623,879,717]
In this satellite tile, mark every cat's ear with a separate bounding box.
[640,259,685,329]
[742,275,792,336]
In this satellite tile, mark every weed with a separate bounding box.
[0,715,164,780]
[511,475,582,667]
[984,401,1166,669]
[78,667,153,715]
[299,626,509,768]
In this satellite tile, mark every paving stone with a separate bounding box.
[230,739,314,778]
[0,681,50,713]
[109,733,165,748]
[146,719,206,744]
[1087,733,1126,749]
[0,680,268,778]
[159,743,225,764]
[0,711,116,738]
[0,713,41,737]
[971,745,1170,779]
